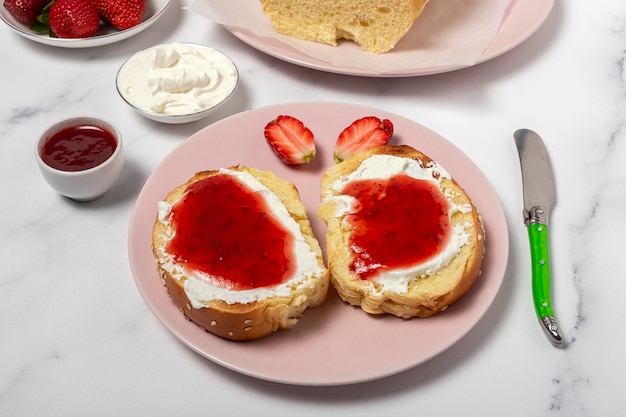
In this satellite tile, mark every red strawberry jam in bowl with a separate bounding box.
[35,116,124,201]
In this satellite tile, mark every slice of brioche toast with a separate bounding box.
[152,166,329,341]
[318,145,485,318]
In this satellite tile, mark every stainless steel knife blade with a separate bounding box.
[514,129,556,226]
[514,129,565,347]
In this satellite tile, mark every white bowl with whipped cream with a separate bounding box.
[116,42,239,124]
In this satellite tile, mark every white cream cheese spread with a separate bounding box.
[323,154,473,295]
[156,168,325,308]
[117,42,238,115]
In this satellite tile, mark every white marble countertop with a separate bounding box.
[2,1,625,415]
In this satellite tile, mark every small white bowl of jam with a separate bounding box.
[115,42,239,124]
[35,116,124,201]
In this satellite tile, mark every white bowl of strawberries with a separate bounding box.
[0,0,170,47]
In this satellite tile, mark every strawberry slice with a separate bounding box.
[333,116,394,163]
[264,115,316,165]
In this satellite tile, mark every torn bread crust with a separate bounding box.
[260,0,430,54]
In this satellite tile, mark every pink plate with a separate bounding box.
[217,0,554,76]
[128,102,509,385]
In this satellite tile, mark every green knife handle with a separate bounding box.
[527,222,564,346]
[528,223,554,317]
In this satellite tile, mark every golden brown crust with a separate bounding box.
[260,0,430,54]
[152,167,329,341]
[318,145,485,318]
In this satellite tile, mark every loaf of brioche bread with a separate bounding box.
[152,167,329,341]
[318,145,485,318]
[260,0,430,54]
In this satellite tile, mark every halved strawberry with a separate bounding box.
[90,0,146,30]
[264,115,316,165]
[333,116,394,163]
[48,0,100,38]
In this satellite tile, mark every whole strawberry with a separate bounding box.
[3,0,47,25]
[48,0,100,38]
[91,0,146,30]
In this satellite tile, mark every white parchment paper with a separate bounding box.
[189,0,512,73]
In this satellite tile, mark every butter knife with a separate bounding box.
[514,129,565,347]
